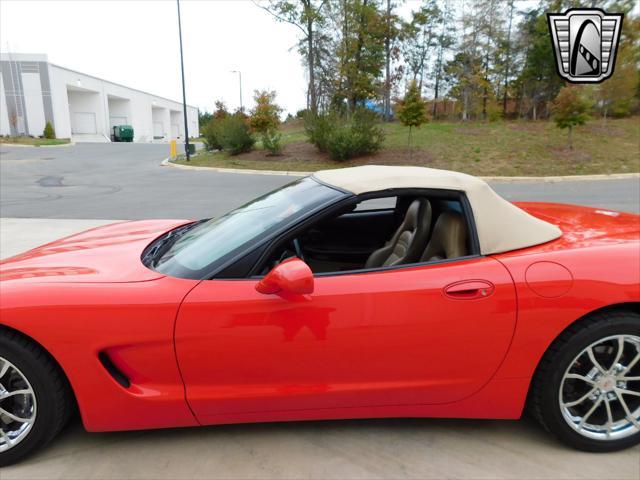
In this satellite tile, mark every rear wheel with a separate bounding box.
[0,330,73,466]
[530,310,640,452]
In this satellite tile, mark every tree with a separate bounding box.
[382,0,403,121]
[43,122,55,139]
[212,100,229,120]
[501,0,515,117]
[512,5,563,120]
[401,0,440,91]
[396,80,427,156]
[595,1,639,119]
[257,1,329,115]
[431,0,454,119]
[551,86,590,150]
[198,111,212,130]
[250,90,284,155]
[331,0,386,111]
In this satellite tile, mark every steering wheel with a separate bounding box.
[292,237,305,263]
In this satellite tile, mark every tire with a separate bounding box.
[529,310,640,452]
[0,330,73,466]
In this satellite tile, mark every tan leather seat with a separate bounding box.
[420,211,467,262]
[365,198,432,268]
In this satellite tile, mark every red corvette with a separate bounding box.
[1,166,639,464]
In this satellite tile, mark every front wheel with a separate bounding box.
[0,330,73,466]
[530,310,640,452]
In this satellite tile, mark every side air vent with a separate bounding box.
[98,352,131,388]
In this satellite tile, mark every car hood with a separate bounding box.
[0,219,191,283]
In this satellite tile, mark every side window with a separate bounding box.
[354,196,397,212]
[253,192,475,278]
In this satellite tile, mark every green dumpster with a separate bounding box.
[112,125,134,142]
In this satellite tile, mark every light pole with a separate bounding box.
[177,0,190,161]
[231,70,243,112]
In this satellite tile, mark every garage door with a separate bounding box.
[72,112,97,134]
[170,123,180,139]
[109,116,128,128]
[153,122,164,139]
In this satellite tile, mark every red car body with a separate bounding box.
[0,202,638,433]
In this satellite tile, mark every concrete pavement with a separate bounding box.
[0,218,115,259]
[3,416,639,480]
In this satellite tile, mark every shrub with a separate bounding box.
[43,122,56,139]
[305,109,384,161]
[217,114,254,155]
[201,119,223,151]
[304,111,336,153]
[261,128,283,155]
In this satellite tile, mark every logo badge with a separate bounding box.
[547,8,623,83]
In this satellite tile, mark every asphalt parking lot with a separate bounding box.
[0,143,639,479]
[1,142,638,220]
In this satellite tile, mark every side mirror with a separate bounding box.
[256,258,314,295]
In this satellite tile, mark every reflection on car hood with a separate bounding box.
[0,219,191,283]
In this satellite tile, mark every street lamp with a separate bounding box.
[177,0,190,161]
[230,70,243,112]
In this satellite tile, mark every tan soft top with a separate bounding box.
[313,165,562,255]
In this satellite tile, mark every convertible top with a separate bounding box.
[312,165,562,255]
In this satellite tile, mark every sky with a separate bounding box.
[1,0,308,115]
[3,1,634,116]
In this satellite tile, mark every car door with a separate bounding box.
[174,256,516,423]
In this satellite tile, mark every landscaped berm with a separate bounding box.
[179,117,639,176]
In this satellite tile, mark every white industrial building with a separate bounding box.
[0,53,198,143]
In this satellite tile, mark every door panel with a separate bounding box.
[72,112,97,134]
[175,256,516,422]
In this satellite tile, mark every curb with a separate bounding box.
[160,158,640,182]
[160,157,309,176]
[0,141,75,148]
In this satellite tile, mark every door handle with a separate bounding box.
[444,280,495,300]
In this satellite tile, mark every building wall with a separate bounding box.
[0,54,55,137]
[0,75,10,135]
[1,53,199,142]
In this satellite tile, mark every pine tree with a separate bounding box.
[43,122,55,139]
[551,86,590,150]
[397,80,427,157]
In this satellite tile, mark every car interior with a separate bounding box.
[259,192,473,275]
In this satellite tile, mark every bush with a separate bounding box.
[43,122,55,139]
[201,119,223,151]
[261,129,283,155]
[304,111,336,153]
[217,114,254,155]
[305,109,384,161]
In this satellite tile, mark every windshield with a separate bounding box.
[146,177,344,279]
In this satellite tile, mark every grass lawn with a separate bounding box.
[179,117,640,176]
[0,137,71,146]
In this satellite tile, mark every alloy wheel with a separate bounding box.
[0,356,37,452]
[559,334,640,441]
